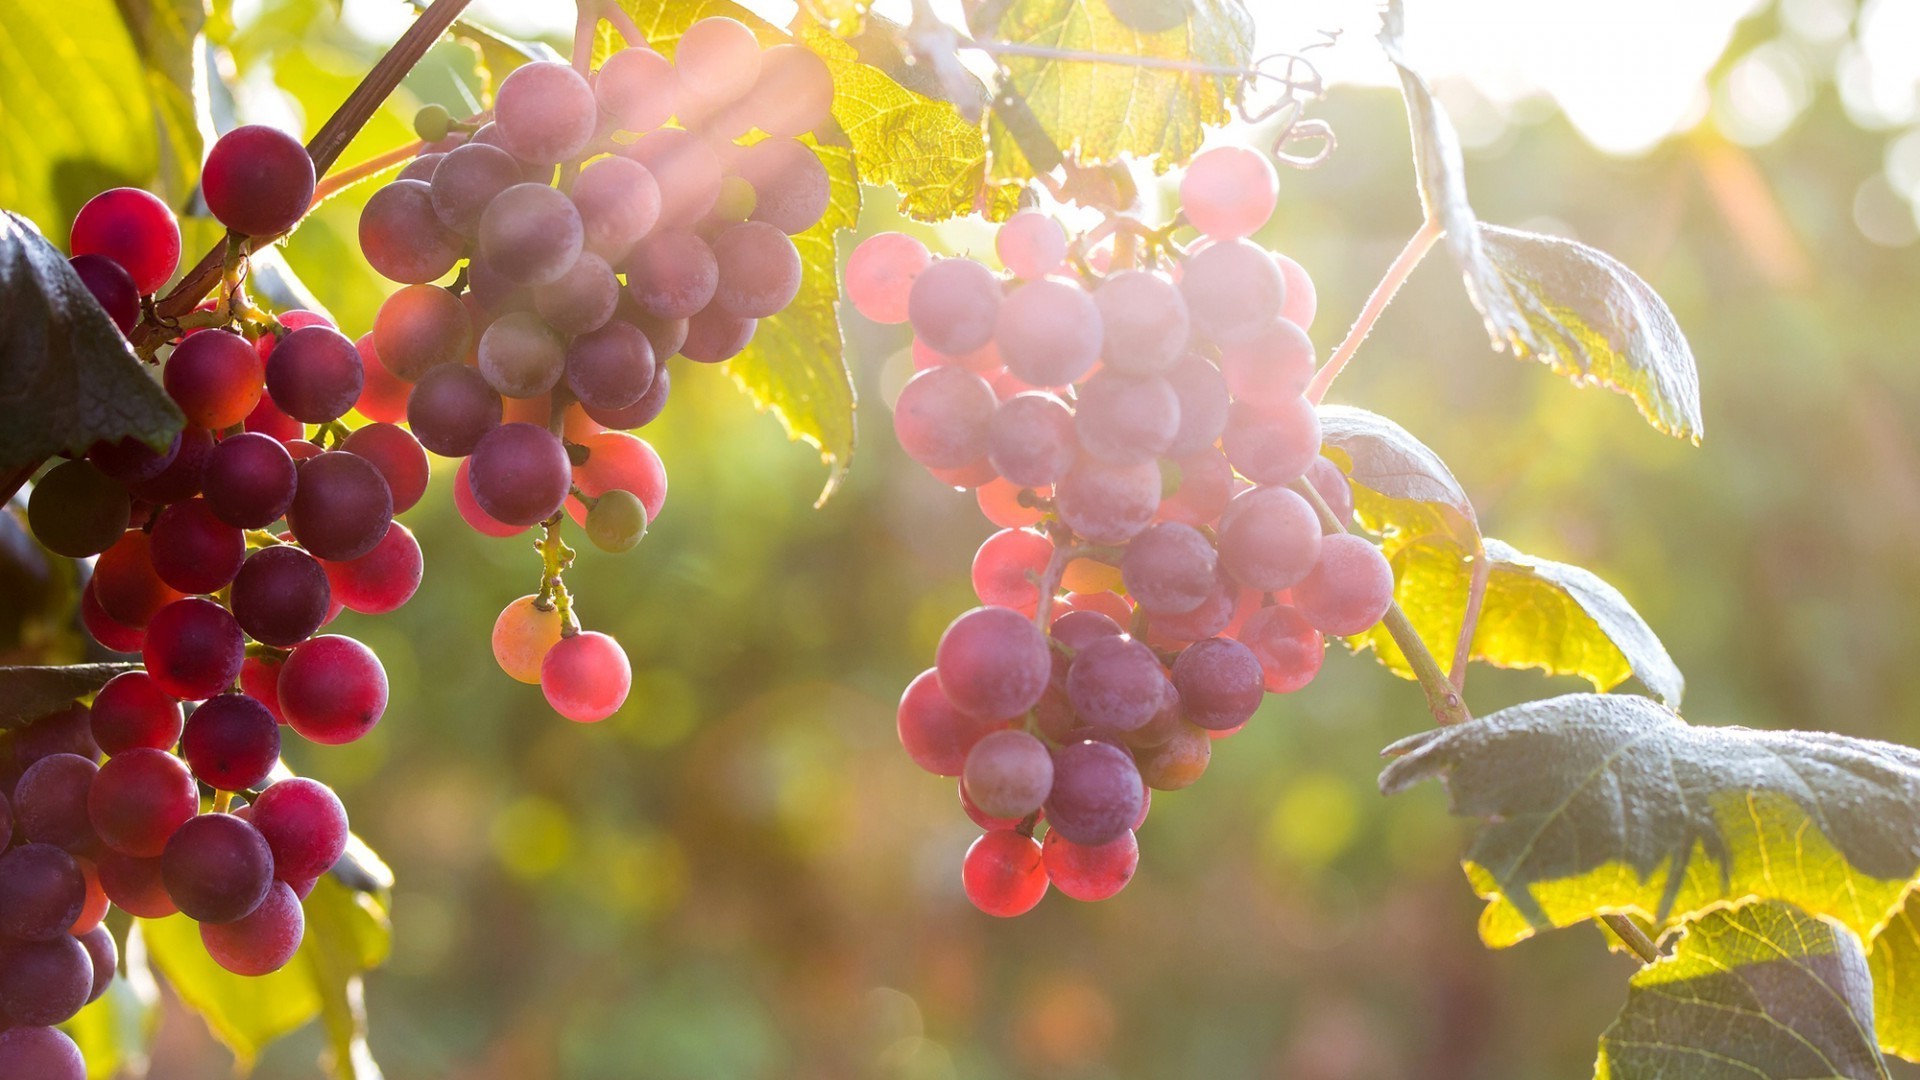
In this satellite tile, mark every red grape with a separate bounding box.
[201,878,305,975]
[995,211,1067,280]
[934,606,1051,721]
[674,17,761,105]
[893,365,998,471]
[1093,270,1189,374]
[1218,486,1321,591]
[1043,739,1143,846]
[230,544,330,646]
[97,851,177,917]
[1055,458,1163,545]
[595,47,678,133]
[265,325,363,423]
[142,597,244,700]
[909,257,1002,356]
[181,693,280,791]
[162,812,273,923]
[88,747,197,857]
[1179,239,1282,345]
[1179,146,1277,240]
[1074,371,1180,465]
[70,187,180,294]
[164,330,263,430]
[961,729,1053,819]
[325,522,423,615]
[69,252,139,332]
[202,125,316,236]
[286,451,393,562]
[1236,603,1324,693]
[90,671,183,755]
[203,432,298,528]
[1291,534,1395,636]
[971,528,1053,613]
[493,61,599,165]
[995,278,1100,388]
[961,829,1047,917]
[250,776,349,881]
[1042,827,1138,901]
[845,232,927,324]
[278,634,388,745]
[149,497,245,594]
[373,283,471,380]
[540,631,631,722]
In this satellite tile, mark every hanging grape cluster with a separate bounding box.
[854,147,1397,916]
[356,20,834,712]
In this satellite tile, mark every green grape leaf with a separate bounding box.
[64,924,162,1080]
[1381,694,1920,951]
[0,212,184,473]
[143,865,392,1076]
[403,0,558,101]
[1594,901,1890,1080]
[1377,1,1702,443]
[1868,888,1920,1062]
[970,0,1254,181]
[1317,404,1477,549]
[0,664,143,730]
[0,0,201,236]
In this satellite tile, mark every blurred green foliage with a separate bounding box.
[10,0,1920,1076]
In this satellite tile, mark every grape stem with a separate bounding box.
[1030,543,1090,632]
[535,514,579,634]
[571,2,596,74]
[1305,217,1440,405]
[1450,546,1490,689]
[600,1,649,50]
[308,139,428,205]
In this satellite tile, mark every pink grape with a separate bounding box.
[1291,534,1395,636]
[1219,318,1315,408]
[1217,486,1321,591]
[1179,145,1278,240]
[909,258,1002,355]
[893,364,998,471]
[1179,239,1283,345]
[541,631,631,722]
[1236,604,1324,693]
[935,606,1051,721]
[995,211,1066,279]
[971,528,1053,613]
[1042,828,1138,901]
[961,829,1048,917]
[278,634,388,745]
[845,232,928,324]
[897,669,1006,776]
[1093,270,1189,374]
[995,278,1100,388]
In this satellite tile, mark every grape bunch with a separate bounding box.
[356,21,834,718]
[854,148,1396,916]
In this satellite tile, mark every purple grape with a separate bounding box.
[1073,371,1180,465]
[0,935,93,1026]
[1179,239,1283,345]
[202,432,298,528]
[1171,636,1264,730]
[909,258,1002,356]
[266,325,364,423]
[961,729,1054,819]
[478,183,584,287]
[994,277,1098,387]
[1044,739,1144,846]
[625,229,717,319]
[359,179,466,285]
[1054,458,1162,545]
[182,693,281,791]
[477,311,566,399]
[533,251,621,336]
[406,364,503,457]
[1065,635,1167,733]
[1217,485,1321,591]
[583,362,670,430]
[286,451,393,562]
[230,544,330,647]
[565,320,657,410]
[1162,353,1230,457]
[11,754,98,853]
[0,843,85,941]
[986,392,1077,488]
[734,137,830,235]
[467,423,571,527]
[893,365,998,470]
[680,307,755,363]
[571,155,661,262]
[429,142,525,236]
[1120,522,1218,616]
[1221,397,1321,486]
[935,606,1052,721]
[161,812,273,924]
[1093,270,1188,374]
[711,221,802,318]
[0,1027,86,1080]
[78,925,116,1003]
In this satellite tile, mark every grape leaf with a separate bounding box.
[114,0,209,207]
[0,213,184,473]
[1868,888,1920,1062]
[63,925,161,1080]
[143,868,391,1076]
[1318,404,1477,548]
[0,663,143,730]
[1381,694,1920,950]
[969,0,1254,180]
[1594,901,1891,1080]
[1377,1,1703,443]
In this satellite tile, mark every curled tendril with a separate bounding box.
[1237,32,1340,168]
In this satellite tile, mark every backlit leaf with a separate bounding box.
[0,663,142,730]
[1868,888,1920,1062]
[1318,404,1476,549]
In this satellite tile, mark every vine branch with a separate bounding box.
[1305,217,1439,404]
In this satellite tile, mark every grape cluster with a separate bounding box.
[358,22,834,716]
[855,148,1396,916]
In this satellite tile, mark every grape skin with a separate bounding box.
[1093,270,1189,374]
[1055,458,1163,546]
[1065,635,1168,733]
[934,606,1052,722]
[1043,740,1144,847]
[845,232,928,324]
[909,258,1003,356]
[1073,371,1181,466]
[962,829,1048,917]
[994,278,1101,388]
[1290,534,1396,636]
[1179,239,1284,345]
[893,365,998,471]
[1119,522,1218,616]
[478,183,585,287]
[986,392,1077,488]
[1217,486,1321,592]
[962,729,1054,819]
[359,179,466,285]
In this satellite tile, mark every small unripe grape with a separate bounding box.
[586,489,648,553]
[492,595,565,684]
[414,103,451,142]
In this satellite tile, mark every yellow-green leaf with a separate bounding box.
[1595,901,1891,1080]
[1381,693,1920,951]
[1868,887,1920,1062]
[1318,404,1477,551]
[970,0,1253,181]
[115,0,208,208]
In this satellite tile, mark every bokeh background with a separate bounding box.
[16,0,1920,1075]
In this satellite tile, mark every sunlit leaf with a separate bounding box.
[1868,888,1920,1062]
[1318,404,1476,549]
[970,0,1253,180]
[1594,901,1890,1080]
[0,663,142,730]
[1381,693,1920,950]
[1377,1,1702,443]
[113,0,209,207]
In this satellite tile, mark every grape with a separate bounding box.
[961,829,1047,916]
[239,654,286,723]
[326,522,423,614]
[493,61,599,165]
[1043,740,1144,846]
[90,671,183,755]
[734,137,829,235]
[202,878,304,975]
[477,311,566,399]
[1221,396,1320,486]
[12,704,100,768]
[469,423,572,526]
[1218,318,1314,409]
[455,459,527,538]
[566,320,657,410]
[203,125,316,236]
[935,606,1051,721]
[0,935,92,1027]
[1291,534,1394,636]
[893,365,998,470]
[709,173,758,224]
[0,843,85,942]
[596,46,678,133]
[971,528,1053,612]
[478,183,585,287]
[13,753,98,852]
[93,531,180,628]
[428,143,525,236]
[845,232,928,324]
[0,1026,86,1080]
[1135,721,1212,789]
[27,458,130,557]
[1074,371,1180,465]
[1054,458,1163,545]
[286,451,393,562]
[680,306,756,362]
[398,152,442,182]
[1305,455,1353,527]
[1179,239,1283,345]
[1275,252,1318,330]
[142,597,244,700]
[710,221,802,318]
[358,179,465,284]
[340,422,429,514]
[909,258,1002,356]
[675,17,762,105]
[230,544,330,646]
[576,489,644,553]
[994,211,1067,280]
[407,364,503,458]
[165,330,263,430]
[244,390,304,441]
[70,187,180,294]
[994,278,1101,388]
[128,424,214,505]
[1042,828,1137,901]
[962,729,1053,819]
[89,430,180,486]
[540,631,631,722]
[1120,522,1218,615]
[976,476,1047,528]
[625,228,718,319]
[1051,608,1124,650]
[567,159,661,268]
[739,43,833,137]
[70,252,139,332]
[78,925,116,1002]
[1162,353,1231,458]
[1237,604,1323,693]
[492,596,564,684]
[373,283,472,380]
[1179,146,1278,240]
[1144,569,1235,644]
[182,693,280,791]
[96,852,174,918]
[81,583,144,652]
[533,252,621,336]
[278,635,387,745]
[162,812,273,923]
[1217,486,1321,591]
[202,432,297,528]
[1093,270,1189,374]
[583,359,671,430]
[149,497,245,593]
[250,777,349,881]
[959,780,1028,830]
[1170,636,1264,730]
[89,747,197,857]
[621,129,721,226]
[897,667,1008,775]
[468,122,550,181]
[915,336,1000,374]
[1065,636,1168,733]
